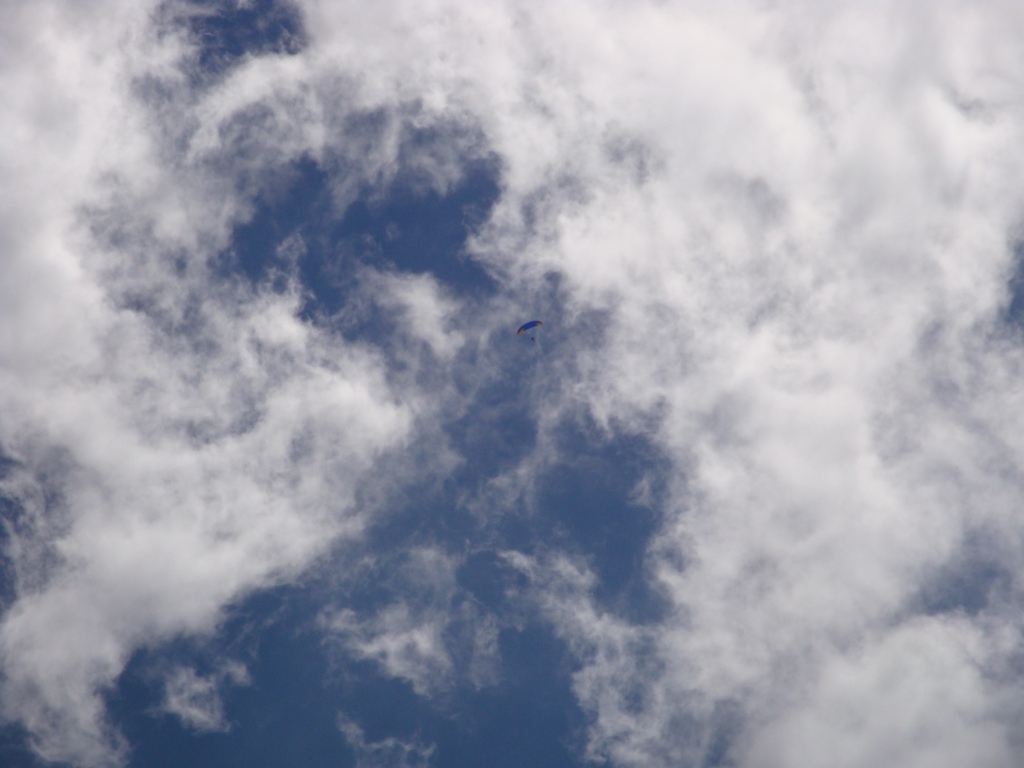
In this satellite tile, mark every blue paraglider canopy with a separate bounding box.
[516,320,543,335]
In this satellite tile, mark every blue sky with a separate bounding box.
[5,2,1024,767]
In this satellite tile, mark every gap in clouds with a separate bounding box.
[98,577,597,768]
[222,150,500,327]
[1003,241,1024,330]
[0,725,36,768]
[104,585,353,768]
[526,420,670,625]
[0,455,25,611]
[912,528,1013,618]
[170,0,306,86]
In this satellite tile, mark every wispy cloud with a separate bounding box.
[5,1,1024,767]
[323,547,500,697]
[338,716,434,768]
[159,661,250,733]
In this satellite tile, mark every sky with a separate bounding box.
[4,1,1024,766]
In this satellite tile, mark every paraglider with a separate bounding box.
[517,320,543,341]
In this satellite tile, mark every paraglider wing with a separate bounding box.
[517,320,543,335]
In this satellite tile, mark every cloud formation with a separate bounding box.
[338,716,434,768]
[5,1,1024,767]
[0,1,418,763]
[159,661,250,733]
[323,547,500,696]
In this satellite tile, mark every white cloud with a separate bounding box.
[304,2,1024,765]
[454,4,1024,766]
[7,1,1024,767]
[338,716,434,768]
[0,1,420,764]
[159,661,250,733]
[323,547,499,696]
[740,616,1015,768]
[362,270,467,361]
